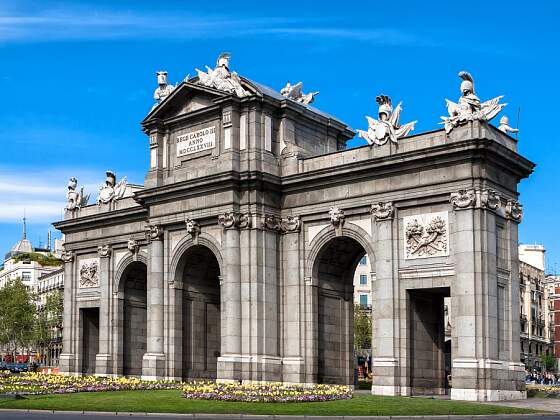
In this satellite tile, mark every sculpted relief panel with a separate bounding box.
[79,258,100,288]
[403,211,449,260]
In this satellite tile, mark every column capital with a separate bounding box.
[450,189,476,210]
[505,199,523,223]
[61,249,75,263]
[371,201,394,221]
[98,244,112,258]
[145,224,163,242]
[218,212,251,230]
[262,214,301,234]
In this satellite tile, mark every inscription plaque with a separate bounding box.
[176,126,216,157]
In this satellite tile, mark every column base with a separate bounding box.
[59,353,78,375]
[217,354,283,382]
[141,353,166,380]
[94,353,112,376]
[371,357,401,396]
[451,388,527,401]
[282,357,305,383]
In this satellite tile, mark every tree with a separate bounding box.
[354,305,372,350]
[541,353,557,372]
[0,278,36,357]
[34,290,63,365]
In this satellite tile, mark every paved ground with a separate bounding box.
[0,411,559,420]
[485,397,560,413]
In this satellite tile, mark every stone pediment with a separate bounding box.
[143,82,232,123]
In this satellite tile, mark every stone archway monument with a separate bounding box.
[55,56,533,401]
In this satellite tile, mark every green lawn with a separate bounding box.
[0,390,537,416]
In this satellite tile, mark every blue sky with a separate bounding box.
[0,0,558,271]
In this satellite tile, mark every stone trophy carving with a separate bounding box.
[97,244,112,258]
[153,71,175,107]
[357,95,417,146]
[66,177,90,211]
[185,218,201,237]
[145,224,163,241]
[371,202,394,221]
[498,115,519,136]
[480,189,501,210]
[280,81,319,105]
[450,189,476,209]
[405,214,448,259]
[195,52,250,97]
[219,212,251,229]
[127,239,139,255]
[441,71,506,134]
[79,259,99,288]
[97,171,127,206]
[505,199,523,222]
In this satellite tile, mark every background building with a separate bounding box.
[353,255,373,309]
[36,268,65,367]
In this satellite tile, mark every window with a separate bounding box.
[22,272,31,282]
[359,294,368,307]
[359,256,367,265]
[359,274,367,285]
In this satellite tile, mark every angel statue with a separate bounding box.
[196,52,250,98]
[357,95,417,146]
[441,71,507,134]
[280,81,319,105]
[97,171,127,206]
[66,177,90,211]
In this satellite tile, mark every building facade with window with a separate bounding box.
[353,255,373,309]
[36,268,65,366]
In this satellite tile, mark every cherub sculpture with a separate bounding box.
[153,71,175,107]
[441,71,506,134]
[280,81,319,105]
[97,171,127,205]
[66,177,90,211]
[357,95,417,146]
[196,52,250,97]
[498,115,519,136]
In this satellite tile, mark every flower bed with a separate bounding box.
[0,372,179,395]
[527,384,560,398]
[182,381,352,403]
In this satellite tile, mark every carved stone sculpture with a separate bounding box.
[66,177,90,211]
[441,71,507,134]
[450,189,476,209]
[127,239,139,255]
[61,249,74,263]
[371,202,394,221]
[145,224,163,241]
[79,259,99,288]
[505,199,523,222]
[97,244,111,258]
[185,218,201,237]
[195,52,250,97]
[498,115,519,136]
[329,207,345,227]
[281,215,301,233]
[405,214,448,259]
[218,212,251,229]
[357,95,417,146]
[97,171,127,206]
[153,71,175,107]
[480,189,501,210]
[280,81,319,105]
[263,215,282,232]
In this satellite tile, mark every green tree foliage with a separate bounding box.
[354,305,372,350]
[34,290,64,349]
[0,278,36,355]
[12,252,62,267]
[541,353,557,372]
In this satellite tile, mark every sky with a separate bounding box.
[0,0,558,272]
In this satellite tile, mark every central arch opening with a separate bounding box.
[314,236,368,385]
[178,245,221,380]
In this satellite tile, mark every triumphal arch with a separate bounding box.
[55,54,533,401]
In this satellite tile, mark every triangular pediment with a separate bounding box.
[143,82,231,123]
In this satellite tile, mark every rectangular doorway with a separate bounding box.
[81,307,99,375]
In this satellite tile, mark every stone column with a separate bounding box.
[142,225,166,379]
[281,216,305,382]
[216,213,243,382]
[370,202,400,396]
[95,244,112,375]
[59,249,76,375]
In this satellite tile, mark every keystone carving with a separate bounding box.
[505,200,523,222]
[450,189,476,209]
[329,207,345,227]
[371,202,394,221]
[97,244,112,258]
[480,189,501,210]
[218,212,251,229]
[127,239,139,255]
[145,224,163,241]
[185,218,201,237]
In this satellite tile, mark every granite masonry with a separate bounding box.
[54,58,534,401]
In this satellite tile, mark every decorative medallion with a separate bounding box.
[79,259,99,288]
[371,201,394,221]
[404,211,449,259]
